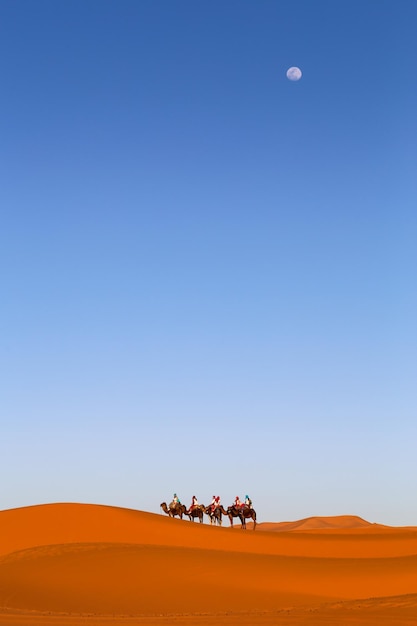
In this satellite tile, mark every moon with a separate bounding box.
[286,66,302,81]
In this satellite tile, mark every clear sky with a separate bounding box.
[1,0,416,526]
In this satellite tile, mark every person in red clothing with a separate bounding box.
[190,495,199,511]
[234,496,243,509]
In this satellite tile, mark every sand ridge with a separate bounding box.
[0,503,416,625]
[257,514,377,531]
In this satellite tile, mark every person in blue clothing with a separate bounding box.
[244,494,252,508]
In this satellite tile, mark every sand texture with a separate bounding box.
[0,503,416,625]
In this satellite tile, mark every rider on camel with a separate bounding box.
[172,493,181,505]
[190,495,199,511]
[210,495,220,512]
[245,494,252,508]
[234,496,244,509]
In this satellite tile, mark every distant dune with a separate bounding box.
[0,503,416,626]
[255,514,378,531]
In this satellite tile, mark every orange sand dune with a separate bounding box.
[257,514,377,531]
[0,503,416,625]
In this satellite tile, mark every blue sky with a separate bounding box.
[1,0,416,525]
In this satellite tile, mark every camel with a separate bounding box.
[160,501,187,519]
[227,505,257,530]
[204,505,229,526]
[186,505,205,523]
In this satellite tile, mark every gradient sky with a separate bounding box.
[1,0,416,526]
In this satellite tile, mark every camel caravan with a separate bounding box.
[160,494,257,529]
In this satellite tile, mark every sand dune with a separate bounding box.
[0,503,416,625]
[257,514,375,531]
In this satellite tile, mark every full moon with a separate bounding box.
[286,66,302,81]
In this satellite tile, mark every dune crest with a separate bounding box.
[257,514,376,532]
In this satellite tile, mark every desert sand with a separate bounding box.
[0,503,416,625]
